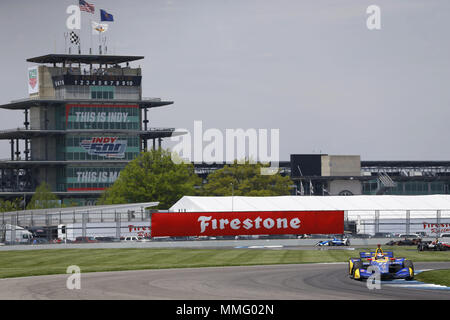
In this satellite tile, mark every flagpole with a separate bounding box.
[103,35,107,54]
[99,32,102,55]
[90,18,93,54]
[64,32,68,54]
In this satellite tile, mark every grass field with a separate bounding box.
[0,246,449,279]
[416,269,450,287]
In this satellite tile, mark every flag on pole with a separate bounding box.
[100,9,114,21]
[299,181,305,196]
[70,31,80,45]
[91,21,109,34]
[309,180,314,195]
[79,0,95,14]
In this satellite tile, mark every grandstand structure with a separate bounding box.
[193,155,450,196]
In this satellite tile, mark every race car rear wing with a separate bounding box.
[359,251,394,258]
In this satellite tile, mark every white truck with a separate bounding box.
[1,224,33,244]
[58,221,151,242]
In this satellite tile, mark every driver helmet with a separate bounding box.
[376,253,385,259]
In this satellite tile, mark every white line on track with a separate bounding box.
[380,270,450,291]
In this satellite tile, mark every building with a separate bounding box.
[0,54,183,205]
[290,154,362,196]
[194,154,450,196]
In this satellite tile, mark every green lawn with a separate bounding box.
[0,246,448,279]
[415,270,450,287]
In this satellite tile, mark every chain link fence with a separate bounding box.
[1,208,450,245]
[345,209,450,237]
[0,206,153,245]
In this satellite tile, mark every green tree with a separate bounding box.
[26,182,61,210]
[100,149,201,209]
[202,160,293,196]
[0,198,23,212]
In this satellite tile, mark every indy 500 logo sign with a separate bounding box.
[80,137,127,158]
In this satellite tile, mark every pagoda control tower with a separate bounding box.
[0,54,182,205]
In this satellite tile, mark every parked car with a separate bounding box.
[122,236,139,242]
[398,234,422,239]
[74,236,98,243]
[416,232,427,237]
[52,238,72,244]
[95,236,120,242]
[374,232,395,238]
[137,237,152,242]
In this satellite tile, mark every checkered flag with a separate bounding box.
[70,31,80,45]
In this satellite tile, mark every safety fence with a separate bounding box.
[345,209,450,236]
[0,209,152,245]
[1,208,450,245]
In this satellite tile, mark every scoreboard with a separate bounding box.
[52,74,142,88]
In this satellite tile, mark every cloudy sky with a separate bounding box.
[0,0,449,161]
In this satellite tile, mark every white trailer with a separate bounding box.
[58,221,151,241]
[1,224,33,244]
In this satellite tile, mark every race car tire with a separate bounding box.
[352,261,363,280]
[403,260,414,280]
[348,259,360,275]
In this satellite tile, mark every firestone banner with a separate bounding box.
[151,211,344,237]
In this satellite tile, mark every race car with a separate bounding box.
[417,239,450,251]
[348,245,414,281]
[385,238,421,246]
[316,235,350,246]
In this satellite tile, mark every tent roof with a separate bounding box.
[170,195,450,218]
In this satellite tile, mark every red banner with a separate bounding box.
[151,211,344,237]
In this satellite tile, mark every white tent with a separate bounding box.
[170,195,450,234]
[170,195,450,214]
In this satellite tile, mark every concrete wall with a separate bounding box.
[29,106,57,130]
[321,156,330,176]
[31,137,58,161]
[35,66,55,99]
[29,106,41,130]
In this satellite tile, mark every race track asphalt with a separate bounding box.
[0,262,449,300]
